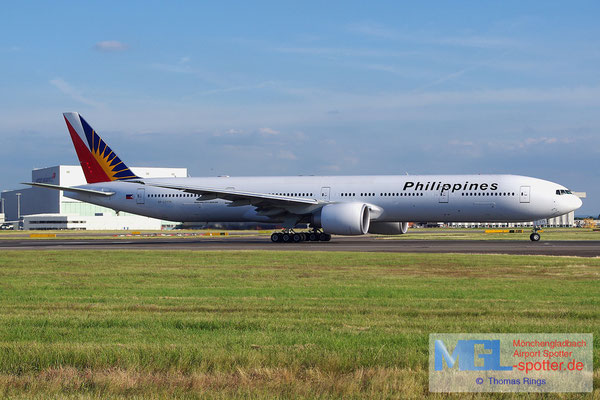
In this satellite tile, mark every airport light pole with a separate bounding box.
[16,192,21,229]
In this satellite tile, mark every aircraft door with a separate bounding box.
[520,186,530,203]
[320,187,330,201]
[136,188,145,204]
[438,189,449,203]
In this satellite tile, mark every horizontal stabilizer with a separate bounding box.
[22,182,115,196]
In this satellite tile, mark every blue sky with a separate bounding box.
[1,1,599,215]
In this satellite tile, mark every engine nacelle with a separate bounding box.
[368,221,409,235]
[313,203,370,235]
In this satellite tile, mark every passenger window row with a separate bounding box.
[270,193,313,197]
[461,192,515,197]
[149,193,195,198]
[147,191,515,199]
[342,192,424,197]
[380,192,423,197]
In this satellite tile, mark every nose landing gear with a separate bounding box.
[530,232,541,242]
[270,228,331,243]
[529,226,542,242]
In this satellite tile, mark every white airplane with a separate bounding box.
[25,112,582,242]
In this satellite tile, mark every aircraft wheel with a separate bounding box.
[308,232,318,241]
[530,233,540,242]
[270,233,281,243]
[292,233,302,243]
[282,233,291,243]
[299,233,307,241]
[319,233,332,242]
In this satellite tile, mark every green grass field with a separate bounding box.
[0,250,598,399]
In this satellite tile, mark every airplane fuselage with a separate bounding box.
[65,174,582,224]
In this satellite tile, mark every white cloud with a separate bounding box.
[411,63,486,92]
[94,40,128,52]
[438,36,517,49]
[49,78,103,107]
[524,137,557,146]
[449,140,475,146]
[349,21,518,49]
[258,127,279,136]
[150,58,267,89]
[344,86,600,110]
[348,22,400,39]
[151,57,195,74]
[189,81,277,97]
[277,150,297,160]
[365,64,406,74]
[514,137,576,149]
[449,136,577,156]
[273,46,413,58]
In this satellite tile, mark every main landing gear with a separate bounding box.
[529,226,541,242]
[270,229,331,243]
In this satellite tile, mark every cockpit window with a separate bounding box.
[556,189,573,195]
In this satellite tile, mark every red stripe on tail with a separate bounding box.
[64,116,111,183]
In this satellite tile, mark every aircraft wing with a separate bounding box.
[22,182,115,196]
[138,181,324,217]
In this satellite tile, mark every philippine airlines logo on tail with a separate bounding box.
[63,112,138,183]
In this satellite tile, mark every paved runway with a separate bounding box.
[1,236,599,257]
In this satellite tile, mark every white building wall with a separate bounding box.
[450,212,575,228]
[547,212,575,227]
[23,214,162,230]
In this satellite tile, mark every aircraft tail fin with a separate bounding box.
[63,112,139,183]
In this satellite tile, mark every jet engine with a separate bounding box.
[368,221,409,235]
[313,203,370,235]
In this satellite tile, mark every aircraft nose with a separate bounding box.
[574,195,583,210]
[555,195,583,215]
[563,195,583,213]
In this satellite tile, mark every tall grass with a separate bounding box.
[0,250,598,398]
